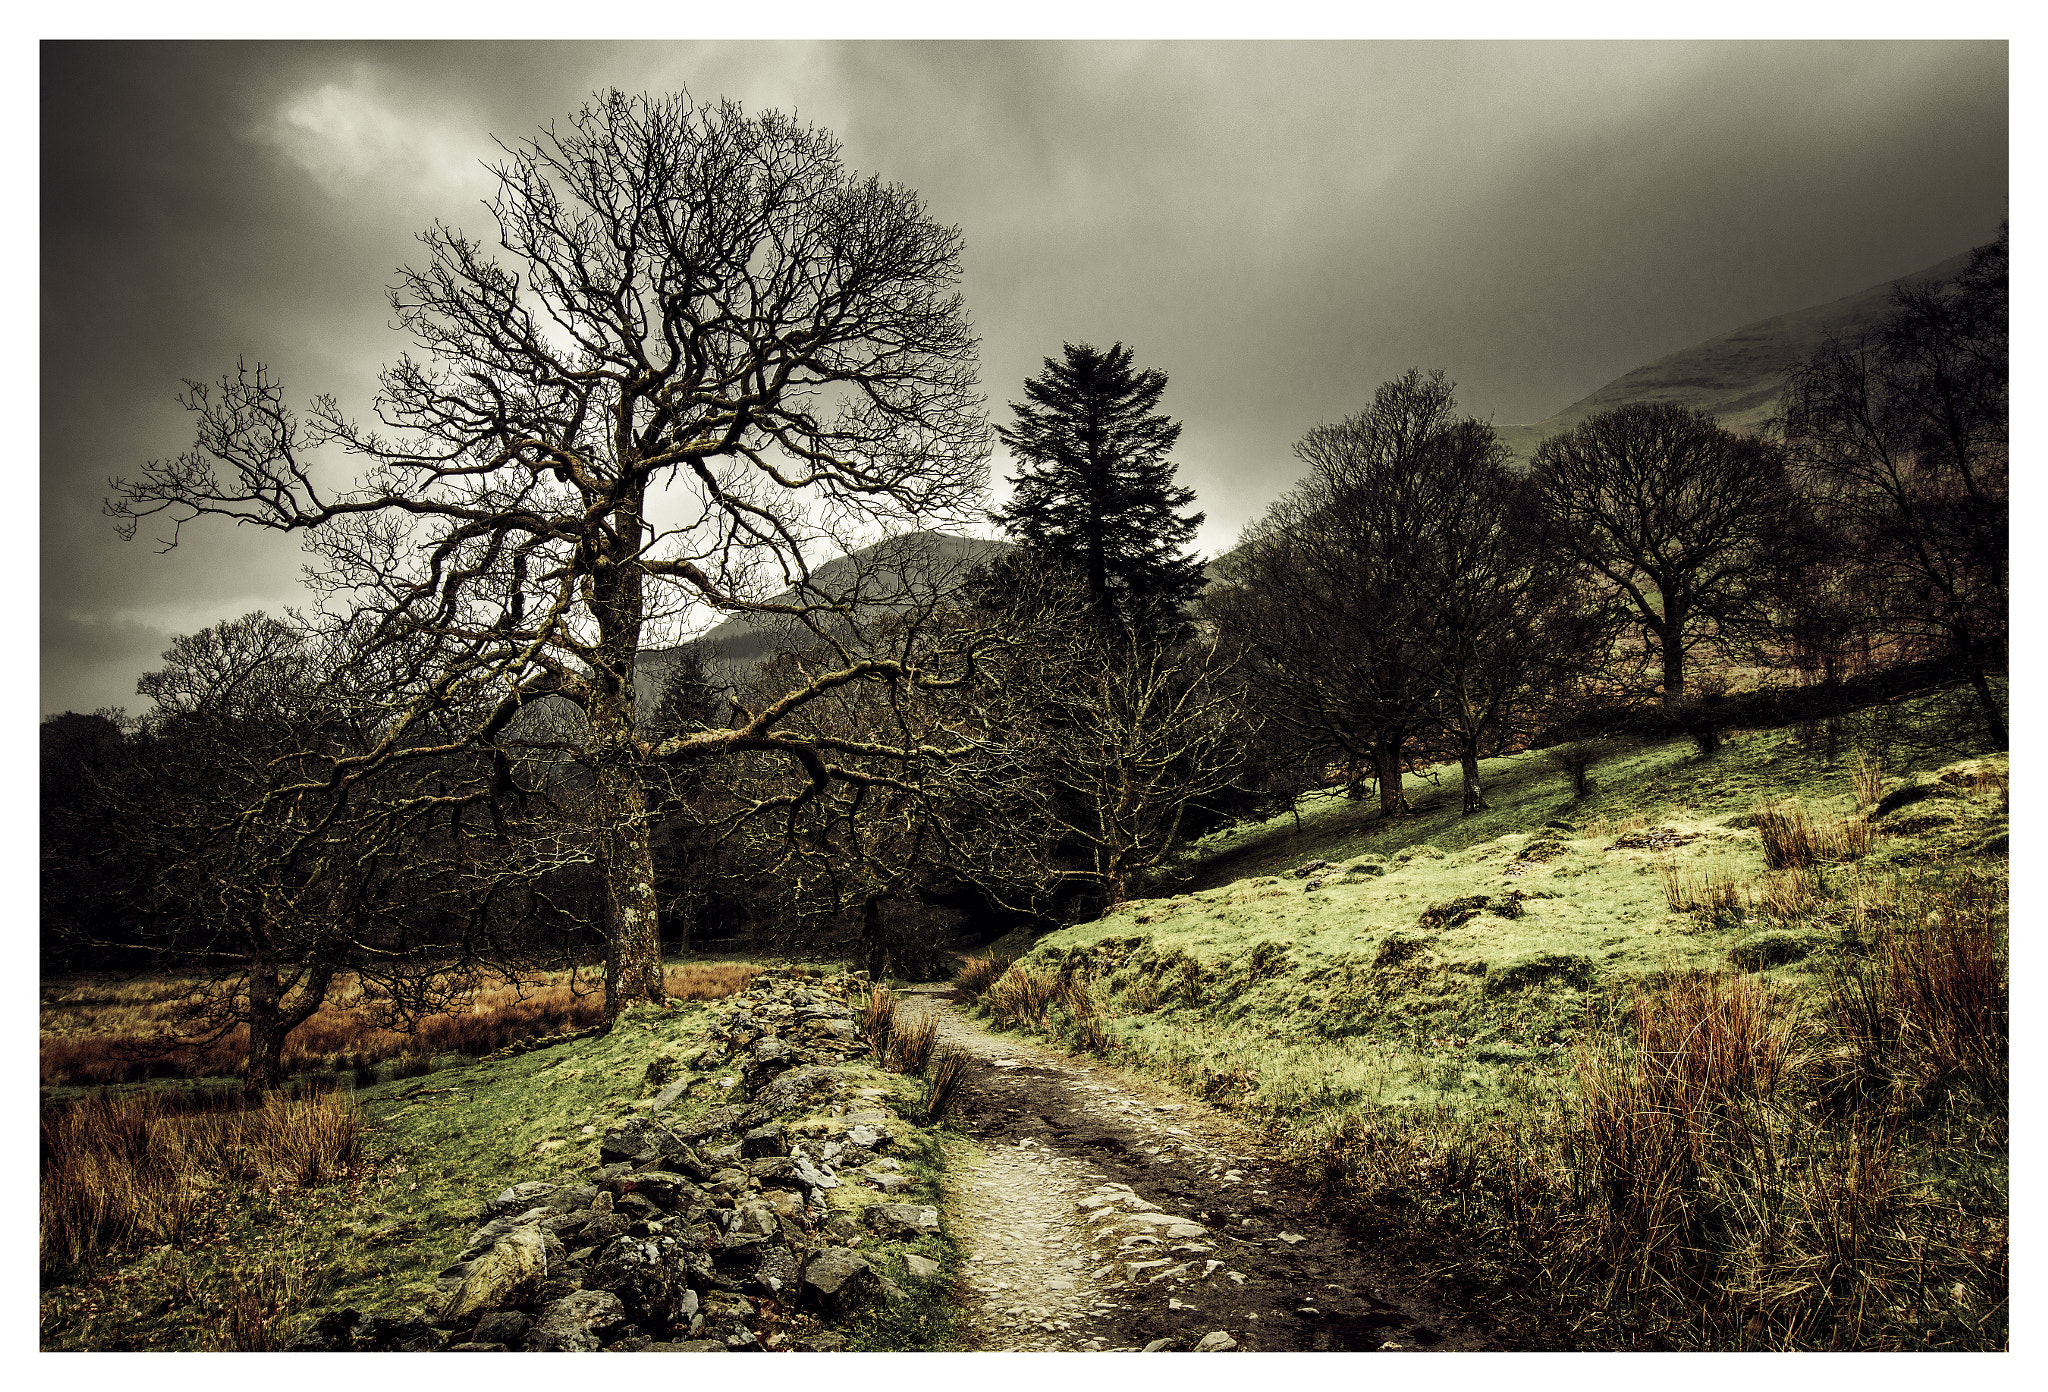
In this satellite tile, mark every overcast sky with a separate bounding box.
[40,40,2007,718]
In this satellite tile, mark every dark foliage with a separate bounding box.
[993,341,1206,639]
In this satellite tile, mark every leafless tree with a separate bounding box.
[1775,227,2007,748]
[1212,370,1523,816]
[109,92,991,1018]
[977,561,1246,908]
[106,613,570,1089]
[1533,402,1800,710]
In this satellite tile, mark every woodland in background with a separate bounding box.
[43,84,2005,1094]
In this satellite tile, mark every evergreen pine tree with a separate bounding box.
[993,342,1206,635]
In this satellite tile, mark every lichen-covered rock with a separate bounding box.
[862,1203,940,1238]
[742,1065,844,1123]
[468,1310,531,1346]
[436,1225,549,1324]
[621,1170,701,1211]
[799,1248,879,1314]
[486,1180,560,1216]
[356,1314,446,1351]
[587,1232,699,1330]
[741,1123,790,1158]
[524,1289,627,1352]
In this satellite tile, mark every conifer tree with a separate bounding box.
[993,342,1205,635]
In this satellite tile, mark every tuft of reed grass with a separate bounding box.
[952,953,1014,1000]
[1828,870,2007,1109]
[860,986,897,1057]
[923,1047,971,1125]
[886,1009,939,1076]
[1656,858,1749,925]
[1852,750,1885,810]
[981,963,1060,1032]
[1756,800,1873,871]
[1756,868,1823,923]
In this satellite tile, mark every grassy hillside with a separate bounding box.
[975,706,2008,1350]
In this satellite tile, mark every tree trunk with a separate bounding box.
[1658,622,1685,709]
[1371,738,1409,817]
[1459,739,1489,815]
[591,698,665,1020]
[1968,665,2008,751]
[861,894,890,980]
[245,963,290,1092]
[243,954,333,1092]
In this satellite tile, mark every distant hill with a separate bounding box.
[634,531,1014,703]
[1493,248,1975,462]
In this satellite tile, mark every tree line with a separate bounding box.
[45,89,2005,1088]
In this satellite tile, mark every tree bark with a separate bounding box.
[1968,664,2008,751]
[1371,738,1409,817]
[1657,620,1685,709]
[591,695,665,1020]
[861,894,890,980]
[1459,740,1489,815]
[244,952,333,1091]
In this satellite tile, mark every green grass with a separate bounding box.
[980,712,2009,1350]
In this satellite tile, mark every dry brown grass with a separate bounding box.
[40,1089,364,1280]
[1578,812,1648,839]
[923,1046,971,1125]
[40,963,757,1087]
[1852,750,1886,810]
[1656,858,1749,924]
[885,1009,939,1076]
[981,962,1060,1031]
[1756,868,1824,923]
[952,952,1014,1000]
[1830,870,2008,1109]
[1756,800,1874,871]
[860,985,897,1056]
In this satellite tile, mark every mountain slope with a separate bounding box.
[1494,248,1975,461]
[635,531,1014,698]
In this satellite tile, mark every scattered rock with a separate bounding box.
[801,1249,880,1314]
[863,1203,940,1239]
[435,1225,549,1324]
[1193,1330,1238,1351]
[524,1289,627,1352]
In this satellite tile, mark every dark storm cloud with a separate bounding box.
[40,40,2006,716]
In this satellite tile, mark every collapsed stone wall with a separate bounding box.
[288,970,941,1353]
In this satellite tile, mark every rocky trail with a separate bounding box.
[902,983,1496,1353]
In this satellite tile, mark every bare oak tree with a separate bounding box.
[110,92,991,1018]
[1212,370,1492,816]
[1533,402,1798,709]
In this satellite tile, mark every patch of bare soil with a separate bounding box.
[900,984,1495,1353]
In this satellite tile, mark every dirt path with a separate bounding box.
[898,984,1495,1353]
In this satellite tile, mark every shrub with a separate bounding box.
[1546,739,1618,798]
